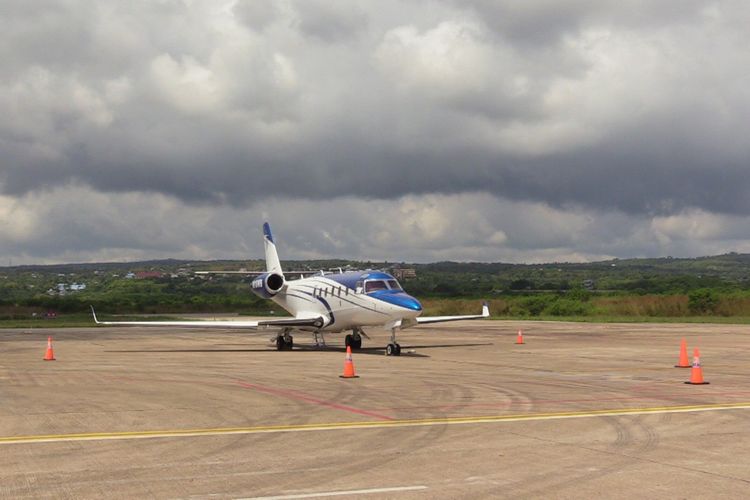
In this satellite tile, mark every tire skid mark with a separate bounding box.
[366,385,750,414]
[282,378,448,487]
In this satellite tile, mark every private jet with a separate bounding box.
[92,223,489,355]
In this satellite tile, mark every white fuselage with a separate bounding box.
[271,276,422,332]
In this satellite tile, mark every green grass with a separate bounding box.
[488,315,750,324]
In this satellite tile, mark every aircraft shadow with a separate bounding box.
[106,348,282,353]
[105,342,491,357]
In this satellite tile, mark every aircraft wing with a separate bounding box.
[194,270,322,275]
[414,302,490,325]
[91,307,325,330]
[194,271,264,275]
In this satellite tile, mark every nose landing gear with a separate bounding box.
[385,343,401,356]
[386,327,401,356]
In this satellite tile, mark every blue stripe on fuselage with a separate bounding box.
[316,296,335,326]
[295,282,388,317]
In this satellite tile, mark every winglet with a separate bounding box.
[90,305,100,324]
[482,301,490,318]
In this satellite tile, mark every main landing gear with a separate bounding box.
[386,327,401,356]
[344,328,363,350]
[276,330,294,351]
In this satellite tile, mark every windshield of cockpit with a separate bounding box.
[364,279,403,293]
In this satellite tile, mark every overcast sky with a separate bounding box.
[2,0,750,265]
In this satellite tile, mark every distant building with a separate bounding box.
[392,268,417,280]
[135,271,164,279]
[51,282,87,295]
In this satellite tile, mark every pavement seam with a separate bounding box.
[502,419,750,486]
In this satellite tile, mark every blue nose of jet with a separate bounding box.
[373,291,422,312]
[399,294,423,312]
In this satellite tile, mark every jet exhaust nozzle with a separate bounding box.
[251,272,285,298]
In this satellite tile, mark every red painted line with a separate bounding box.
[235,381,395,421]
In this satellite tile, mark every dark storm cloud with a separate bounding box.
[459,0,711,45]
[291,0,368,42]
[2,0,750,217]
[233,0,279,32]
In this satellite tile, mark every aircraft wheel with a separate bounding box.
[353,338,362,350]
[386,343,396,356]
[344,334,353,348]
[277,335,293,351]
[395,343,401,356]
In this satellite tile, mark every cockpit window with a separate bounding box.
[364,280,388,293]
[387,280,402,291]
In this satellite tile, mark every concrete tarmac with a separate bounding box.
[1,320,749,499]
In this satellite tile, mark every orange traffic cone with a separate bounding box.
[43,336,56,361]
[685,348,709,385]
[515,329,525,345]
[339,346,359,378]
[675,338,690,368]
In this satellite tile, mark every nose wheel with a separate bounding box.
[385,327,401,356]
[386,343,401,356]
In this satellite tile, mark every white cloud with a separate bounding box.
[5,185,750,265]
[3,1,750,263]
[149,54,222,115]
[376,21,492,100]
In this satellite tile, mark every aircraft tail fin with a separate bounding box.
[263,222,283,275]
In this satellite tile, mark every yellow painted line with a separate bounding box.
[2,402,749,445]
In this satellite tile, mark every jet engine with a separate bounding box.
[251,272,285,299]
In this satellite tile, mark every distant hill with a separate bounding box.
[3,253,750,318]
[3,252,750,282]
